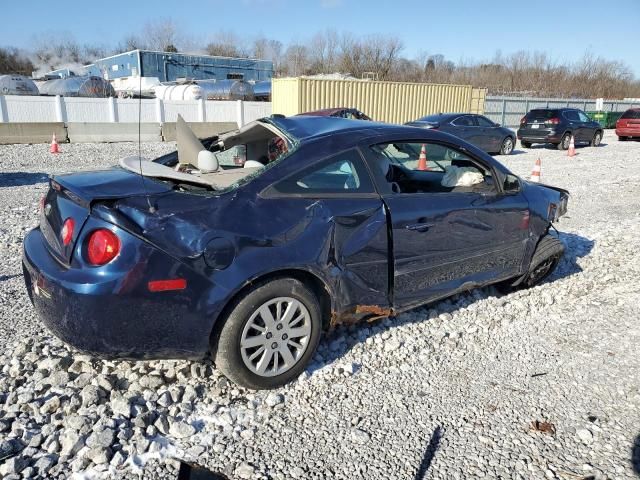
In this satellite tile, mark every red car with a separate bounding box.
[297,107,372,120]
[616,108,640,141]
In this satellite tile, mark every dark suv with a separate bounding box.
[517,108,603,150]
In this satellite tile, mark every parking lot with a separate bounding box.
[0,131,639,479]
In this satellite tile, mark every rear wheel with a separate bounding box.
[499,137,514,155]
[590,131,602,147]
[213,278,322,390]
[521,140,532,148]
[557,133,571,150]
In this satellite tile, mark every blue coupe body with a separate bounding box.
[22,116,568,363]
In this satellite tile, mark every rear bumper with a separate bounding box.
[517,131,562,143]
[616,128,640,137]
[22,227,214,360]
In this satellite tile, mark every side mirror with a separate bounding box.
[494,122,501,127]
[503,174,520,193]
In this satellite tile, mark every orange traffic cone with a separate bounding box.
[50,133,60,154]
[417,144,429,171]
[567,135,576,157]
[530,157,541,183]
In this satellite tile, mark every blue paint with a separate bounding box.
[49,49,273,83]
[22,117,568,360]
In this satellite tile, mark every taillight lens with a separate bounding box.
[86,229,120,265]
[61,218,75,246]
[520,116,527,125]
[39,195,46,212]
[546,117,560,125]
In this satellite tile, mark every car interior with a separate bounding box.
[122,117,291,191]
[371,142,496,194]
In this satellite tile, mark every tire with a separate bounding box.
[521,140,532,148]
[499,136,515,155]
[213,277,322,390]
[557,133,571,150]
[522,235,564,288]
[497,235,564,292]
[590,131,602,147]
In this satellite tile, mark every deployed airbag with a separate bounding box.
[441,166,484,187]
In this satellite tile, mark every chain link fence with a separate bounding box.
[484,96,640,128]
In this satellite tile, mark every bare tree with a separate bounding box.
[308,29,340,74]
[15,28,640,98]
[143,19,181,52]
[206,31,249,58]
[0,47,34,75]
[284,44,310,76]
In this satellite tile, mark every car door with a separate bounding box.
[475,115,502,152]
[450,115,477,145]
[577,111,596,141]
[266,148,390,311]
[563,110,583,141]
[364,140,530,310]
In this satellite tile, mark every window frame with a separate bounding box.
[475,115,497,127]
[451,115,477,127]
[262,147,378,199]
[363,138,505,197]
[577,111,590,122]
[563,110,580,122]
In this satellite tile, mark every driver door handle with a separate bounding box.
[406,222,434,232]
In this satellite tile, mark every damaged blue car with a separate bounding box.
[22,115,568,389]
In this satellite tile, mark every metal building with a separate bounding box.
[49,50,273,83]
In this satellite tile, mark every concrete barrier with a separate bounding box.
[0,123,67,144]
[67,123,162,143]
[161,122,237,142]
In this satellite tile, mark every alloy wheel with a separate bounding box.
[502,137,514,155]
[593,133,602,146]
[240,297,312,377]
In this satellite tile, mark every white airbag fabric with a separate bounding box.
[441,166,484,187]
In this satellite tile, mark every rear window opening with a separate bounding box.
[621,109,640,119]
[526,110,559,120]
[120,119,294,192]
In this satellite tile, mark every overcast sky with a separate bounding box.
[2,0,639,76]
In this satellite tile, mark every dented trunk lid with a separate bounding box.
[40,168,172,264]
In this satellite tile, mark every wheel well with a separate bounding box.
[208,269,333,350]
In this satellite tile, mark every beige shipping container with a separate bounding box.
[272,77,486,124]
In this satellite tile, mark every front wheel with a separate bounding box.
[590,131,602,147]
[499,137,514,155]
[497,235,564,292]
[213,278,322,389]
[522,235,564,288]
[521,140,532,148]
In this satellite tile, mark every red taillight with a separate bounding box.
[520,116,527,124]
[86,229,120,265]
[39,195,46,212]
[546,117,560,125]
[61,218,75,246]
[148,279,187,292]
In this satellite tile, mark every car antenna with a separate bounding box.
[137,73,157,213]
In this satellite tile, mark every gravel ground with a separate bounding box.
[0,133,639,479]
